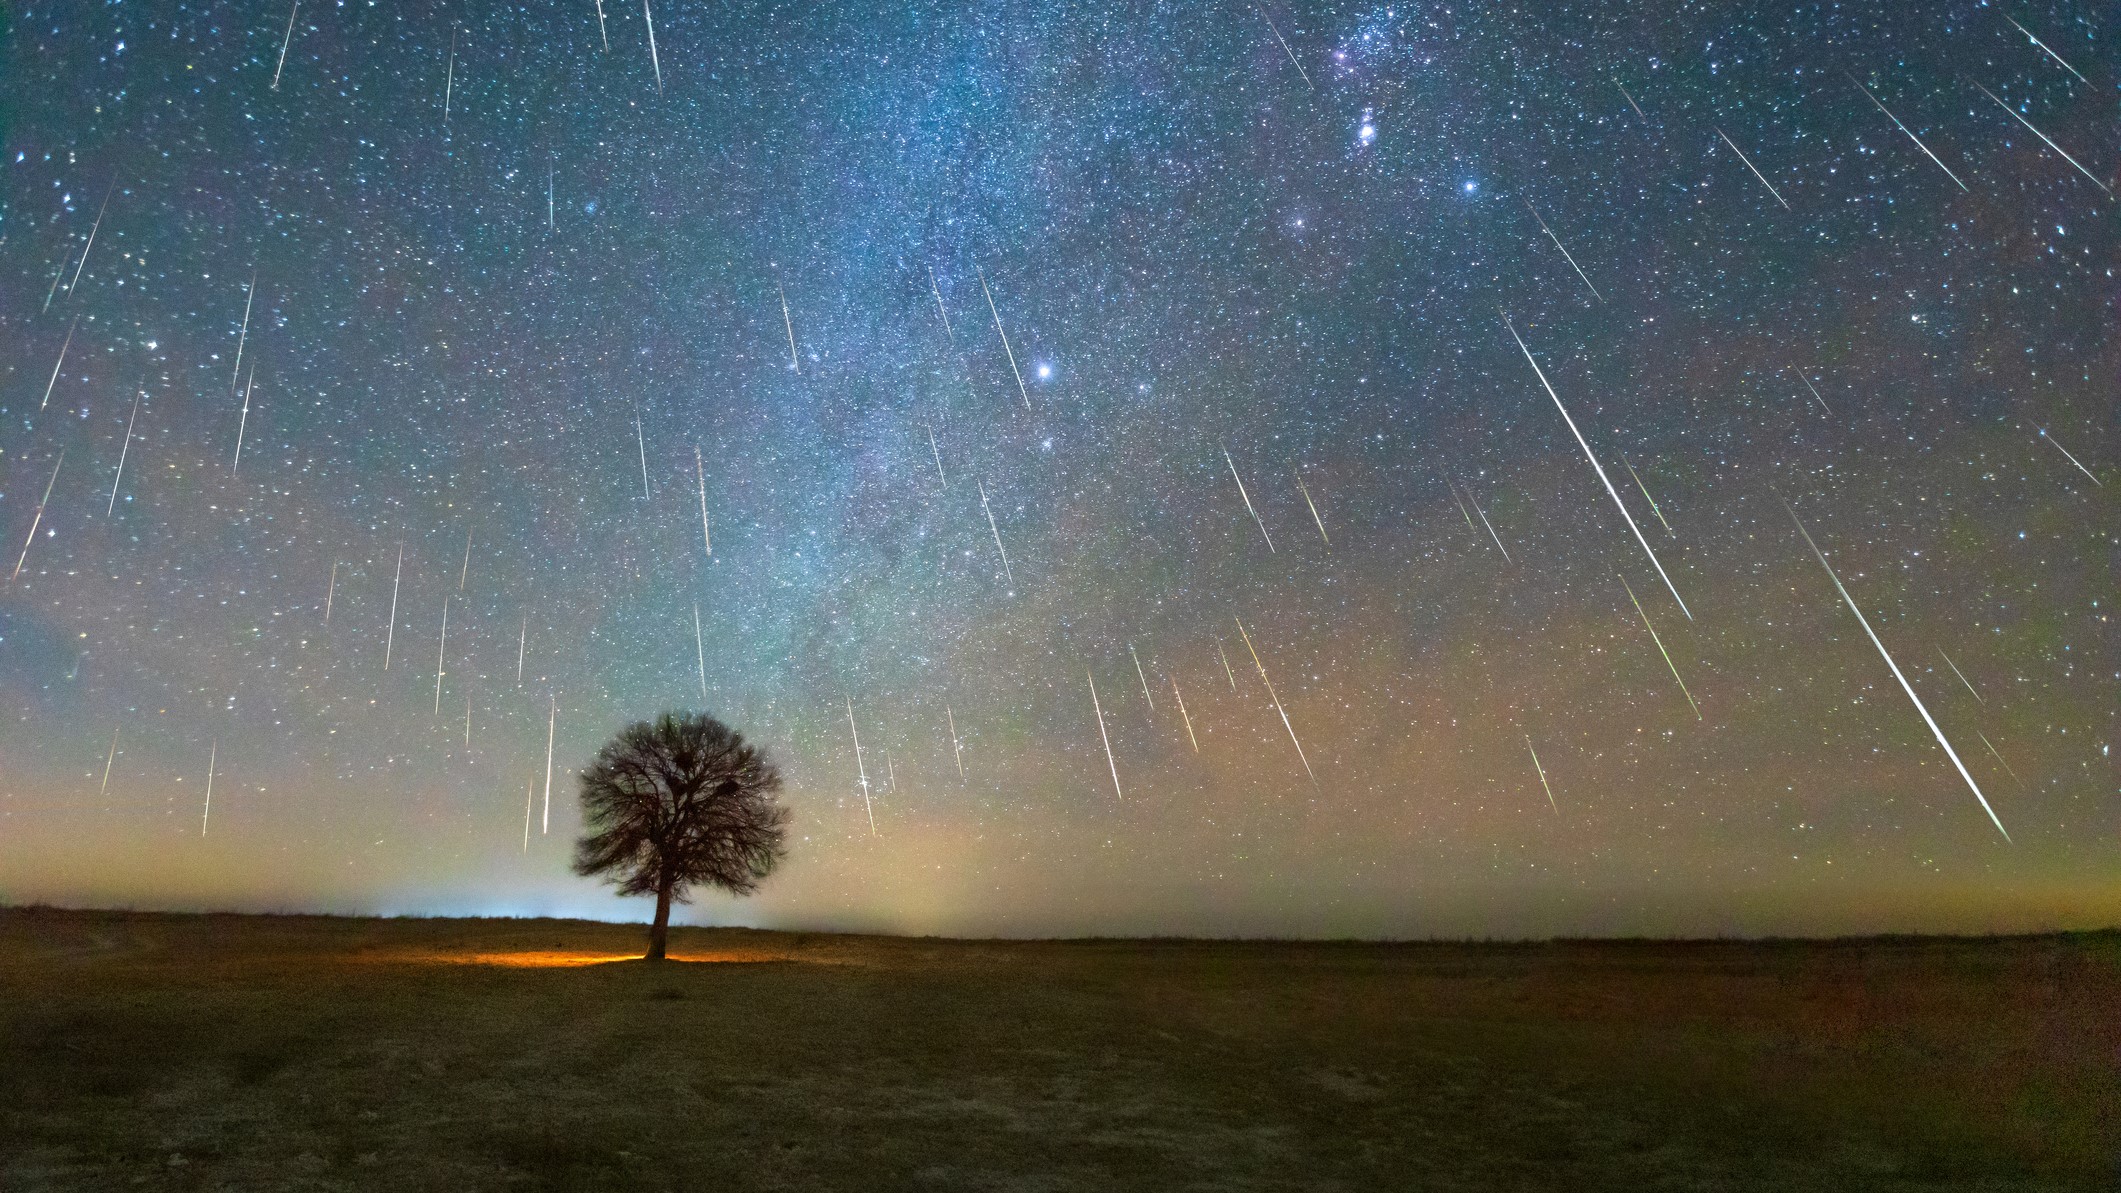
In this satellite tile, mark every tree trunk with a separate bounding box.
[646,882,673,961]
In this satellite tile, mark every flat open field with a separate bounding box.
[0,909,2113,1191]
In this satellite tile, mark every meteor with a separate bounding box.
[1254,4,1313,90]
[1614,79,1646,119]
[233,364,255,472]
[44,251,71,313]
[1445,475,1476,531]
[946,705,966,778]
[271,1,298,89]
[1976,731,2024,788]
[517,614,528,684]
[634,408,651,499]
[2000,12,2087,84]
[1217,640,1237,690]
[1224,446,1275,552]
[643,0,662,93]
[1618,453,1674,536]
[201,740,217,836]
[1714,128,1790,210]
[846,698,877,835]
[1620,574,1701,720]
[1939,649,1982,704]
[1974,82,2110,195]
[13,451,64,581]
[324,562,338,624]
[1846,73,1968,192]
[1172,677,1199,753]
[592,0,608,51]
[1295,472,1331,549]
[977,480,1013,585]
[1506,317,1692,618]
[1464,481,1511,564]
[458,527,472,592]
[926,423,947,489]
[547,166,556,232]
[977,267,1033,411]
[1130,644,1156,711]
[929,267,953,342]
[40,315,79,412]
[107,395,140,516]
[778,282,800,372]
[523,779,534,852]
[383,543,405,670]
[443,29,455,120]
[542,696,556,834]
[1789,369,1832,417]
[433,596,449,715]
[1524,200,1603,301]
[1087,670,1124,801]
[101,729,118,795]
[1782,497,2009,841]
[68,182,115,294]
[231,271,258,394]
[1234,617,1314,782]
[692,603,707,700]
[694,445,713,554]
[2033,424,2102,486]
[1525,736,1556,811]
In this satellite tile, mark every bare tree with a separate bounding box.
[572,712,789,960]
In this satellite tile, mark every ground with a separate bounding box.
[0,908,2113,1191]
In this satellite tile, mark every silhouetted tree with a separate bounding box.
[572,711,789,960]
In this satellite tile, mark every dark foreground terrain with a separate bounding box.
[0,909,2113,1191]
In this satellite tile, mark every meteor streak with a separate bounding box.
[1087,670,1123,801]
[1783,498,2009,841]
[1172,678,1199,752]
[324,562,338,623]
[692,603,707,699]
[592,0,608,51]
[2033,424,2102,486]
[1235,617,1314,782]
[231,271,258,393]
[847,698,877,835]
[977,268,1033,411]
[643,0,662,92]
[69,182,114,294]
[101,729,118,795]
[201,740,217,836]
[1506,317,1692,618]
[1130,645,1155,711]
[1790,369,1832,416]
[271,1,298,89]
[977,480,1013,584]
[1939,649,1982,704]
[1847,73,1968,191]
[778,283,799,373]
[1619,453,1674,536]
[443,29,455,120]
[103,393,142,522]
[946,706,965,778]
[1977,731,2024,788]
[13,452,64,581]
[517,614,527,684]
[1224,446,1274,552]
[542,696,556,834]
[694,446,713,554]
[41,316,78,412]
[232,364,255,472]
[1620,574,1701,719]
[1614,79,1646,119]
[1295,472,1330,549]
[1714,128,1790,210]
[929,267,953,342]
[926,423,947,489]
[1524,200,1603,301]
[634,409,651,499]
[1217,640,1237,690]
[1465,481,1511,564]
[433,596,449,715]
[523,779,534,852]
[1255,4,1313,90]
[383,543,404,670]
[2000,12,2087,84]
[1525,736,1556,811]
[458,528,472,591]
[1974,82,2110,195]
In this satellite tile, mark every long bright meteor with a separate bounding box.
[1087,670,1123,801]
[1846,72,1968,192]
[1235,617,1313,782]
[1620,575,1700,720]
[1973,82,2110,196]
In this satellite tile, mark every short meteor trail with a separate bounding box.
[1255,4,1313,90]
[1525,736,1557,811]
[692,603,708,700]
[1295,472,1331,549]
[1224,446,1275,552]
[231,271,258,393]
[1172,678,1199,753]
[271,1,298,89]
[777,282,800,372]
[592,0,608,51]
[383,543,404,669]
[1715,128,1790,209]
[1620,574,1701,720]
[1939,649,1982,704]
[977,268,1033,411]
[1790,369,1832,417]
[1614,79,1646,119]
[946,705,965,778]
[324,562,338,624]
[41,317,79,412]
[1524,200,1603,301]
[1847,73,1968,192]
[458,528,472,592]
[101,729,118,795]
[542,696,556,834]
[2001,13,2087,84]
[1782,498,2009,841]
[2033,424,2102,486]
[547,166,556,231]
[1235,617,1314,782]
[1976,731,2024,789]
[1974,82,2110,195]
[517,614,527,684]
[1130,645,1155,711]
[523,779,534,852]
[926,423,947,489]
[68,182,115,294]
[1465,481,1512,564]
[1619,453,1674,536]
[643,0,662,93]
[634,409,651,499]
[443,29,456,120]
[201,740,217,836]
[1506,317,1692,619]
[977,480,1013,584]
[846,698,877,835]
[929,267,953,342]
[13,452,65,581]
[232,364,255,472]
[1087,670,1124,801]
[1446,476,1476,531]
[433,597,450,715]
[1217,640,1237,690]
[694,446,713,554]
[104,394,143,520]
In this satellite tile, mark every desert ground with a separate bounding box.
[0,908,2113,1191]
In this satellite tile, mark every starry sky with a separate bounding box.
[0,0,2112,939]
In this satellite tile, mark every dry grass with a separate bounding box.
[1,907,2114,1191]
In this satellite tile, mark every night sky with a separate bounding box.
[0,0,2112,938]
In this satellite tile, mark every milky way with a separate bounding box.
[0,0,2111,937]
